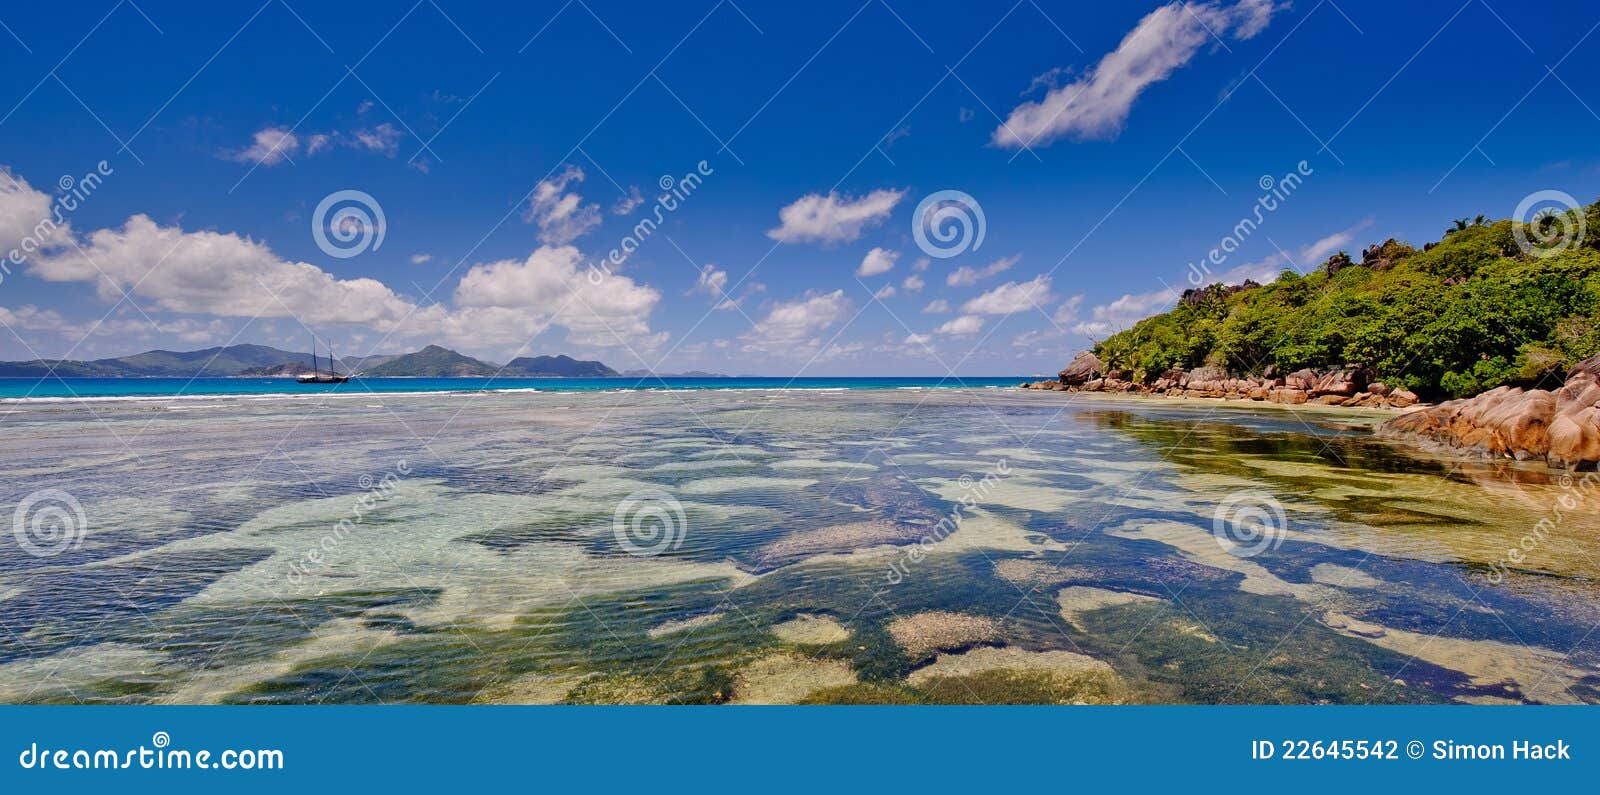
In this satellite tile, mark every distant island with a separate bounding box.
[0,344,627,379]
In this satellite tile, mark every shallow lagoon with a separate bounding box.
[2,388,1597,704]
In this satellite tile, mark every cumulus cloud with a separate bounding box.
[0,169,71,255]
[857,246,899,277]
[922,299,951,314]
[1072,287,1180,338]
[227,127,299,166]
[3,167,663,356]
[523,165,602,246]
[872,284,896,300]
[0,304,77,333]
[741,289,850,354]
[767,189,906,244]
[901,273,925,292]
[961,275,1054,315]
[946,254,1018,287]
[410,253,433,265]
[452,245,662,349]
[993,0,1280,148]
[934,314,984,336]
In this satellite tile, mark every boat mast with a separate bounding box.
[311,334,318,378]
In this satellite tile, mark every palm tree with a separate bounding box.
[1445,218,1470,236]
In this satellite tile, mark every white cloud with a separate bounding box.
[946,254,1018,286]
[1053,294,1084,326]
[612,186,644,216]
[741,289,850,354]
[31,215,421,327]
[935,314,984,336]
[3,168,664,356]
[0,169,70,255]
[227,117,408,166]
[692,263,734,309]
[912,257,930,272]
[904,332,933,346]
[767,189,906,244]
[228,127,299,166]
[1072,287,1179,337]
[961,275,1053,315]
[0,304,76,333]
[993,1,1280,148]
[523,165,602,246]
[857,246,899,276]
[453,245,662,349]
[1299,217,1374,264]
[872,284,896,300]
[410,253,432,265]
[901,273,924,292]
[350,123,402,156]
[922,299,951,314]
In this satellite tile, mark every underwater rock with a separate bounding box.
[770,613,851,645]
[730,653,856,704]
[1056,586,1160,632]
[887,611,1001,659]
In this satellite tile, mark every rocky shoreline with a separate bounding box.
[1021,351,1422,410]
[1023,351,1600,470]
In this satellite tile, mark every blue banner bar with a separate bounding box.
[2,706,1592,792]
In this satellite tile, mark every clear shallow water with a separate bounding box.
[1,388,1597,704]
[0,375,1026,401]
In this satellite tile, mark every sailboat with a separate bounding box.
[297,335,350,384]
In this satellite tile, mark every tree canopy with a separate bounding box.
[1091,200,1600,399]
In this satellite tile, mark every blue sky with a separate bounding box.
[0,0,1598,376]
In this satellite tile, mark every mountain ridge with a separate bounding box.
[0,344,620,379]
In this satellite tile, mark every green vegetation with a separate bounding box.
[1092,200,1600,398]
[360,344,498,377]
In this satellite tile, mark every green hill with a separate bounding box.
[0,344,309,378]
[361,345,498,377]
[502,354,618,377]
[1090,200,1600,399]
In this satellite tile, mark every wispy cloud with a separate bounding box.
[767,189,905,244]
[993,0,1280,148]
